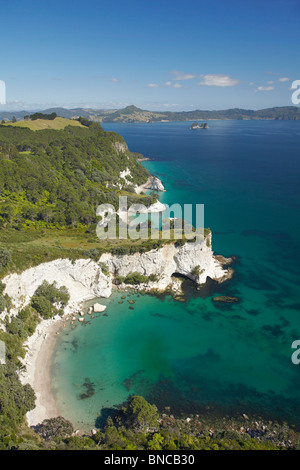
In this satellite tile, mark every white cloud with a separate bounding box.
[198,74,240,87]
[170,71,196,81]
[249,82,254,86]
[148,83,159,88]
[267,81,274,84]
[256,86,274,91]
[165,80,187,89]
[267,71,281,76]
[110,78,120,83]
[279,77,290,82]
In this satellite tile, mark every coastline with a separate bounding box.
[7,168,231,429]
[20,316,66,426]
[135,176,152,194]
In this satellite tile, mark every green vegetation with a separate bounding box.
[0,119,151,231]
[191,265,204,277]
[123,272,158,285]
[31,281,69,319]
[0,116,290,451]
[98,261,109,276]
[27,112,57,121]
[1,392,299,450]
[0,362,36,445]
[35,417,74,440]
[120,396,159,432]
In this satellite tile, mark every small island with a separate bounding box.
[191,122,209,130]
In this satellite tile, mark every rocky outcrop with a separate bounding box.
[93,303,107,312]
[113,141,128,154]
[144,176,165,191]
[190,122,209,130]
[100,232,231,289]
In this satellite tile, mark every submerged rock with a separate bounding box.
[212,296,239,303]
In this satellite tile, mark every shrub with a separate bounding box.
[124,272,149,285]
[0,294,11,313]
[18,306,40,336]
[5,317,26,338]
[36,417,73,440]
[31,295,53,319]
[99,261,109,276]
[83,248,100,261]
[191,265,204,277]
[34,281,70,307]
[0,249,12,268]
[115,275,125,285]
[174,239,185,247]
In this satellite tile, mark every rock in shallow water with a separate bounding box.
[93,303,107,313]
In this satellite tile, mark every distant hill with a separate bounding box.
[3,116,85,131]
[1,105,300,123]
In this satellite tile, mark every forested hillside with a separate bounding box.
[0,119,152,230]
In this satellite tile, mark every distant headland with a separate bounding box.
[1,104,300,123]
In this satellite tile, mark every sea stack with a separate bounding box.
[145,176,165,191]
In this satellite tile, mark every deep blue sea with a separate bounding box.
[52,120,300,430]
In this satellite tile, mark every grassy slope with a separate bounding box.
[4,117,84,131]
[0,226,210,278]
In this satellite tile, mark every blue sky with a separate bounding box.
[1,0,299,111]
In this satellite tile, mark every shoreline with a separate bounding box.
[20,316,67,426]
[135,176,152,194]
[10,172,231,429]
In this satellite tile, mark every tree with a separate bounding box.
[121,396,159,432]
[36,417,73,440]
[31,295,53,319]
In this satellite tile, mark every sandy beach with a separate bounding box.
[135,176,153,194]
[20,317,66,426]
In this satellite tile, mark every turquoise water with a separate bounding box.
[52,121,300,430]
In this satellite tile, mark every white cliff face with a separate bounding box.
[2,234,229,321]
[113,141,128,154]
[2,259,112,320]
[100,233,229,289]
[145,176,165,191]
[119,168,133,186]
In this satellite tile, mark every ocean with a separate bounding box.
[51,120,300,430]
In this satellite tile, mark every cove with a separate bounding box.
[52,120,300,431]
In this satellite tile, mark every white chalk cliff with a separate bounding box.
[1,233,231,426]
[2,259,112,321]
[100,233,228,289]
[144,176,165,191]
[2,233,231,320]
